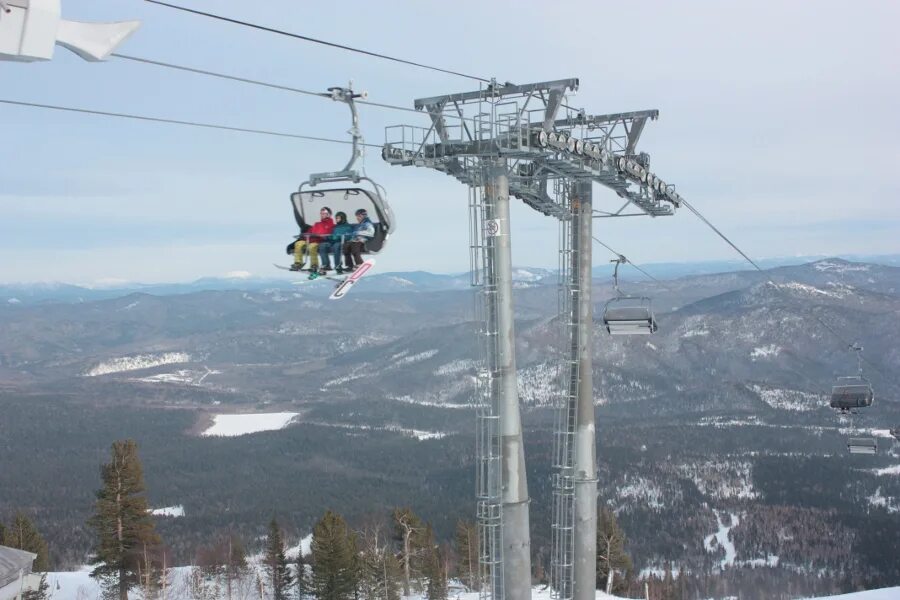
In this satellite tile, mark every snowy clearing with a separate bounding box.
[750,385,821,412]
[85,352,192,376]
[871,464,900,476]
[134,368,220,386]
[150,505,185,517]
[303,420,445,441]
[775,281,850,299]
[866,487,899,514]
[703,512,739,569]
[201,412,299,437]
[750,344,782,359]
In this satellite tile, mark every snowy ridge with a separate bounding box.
[394,349,439,366]
[85,352,192,376]
[813,260,870,273]
[775,281,852,299]
[434,359,477,376]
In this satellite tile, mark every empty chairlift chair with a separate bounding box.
[602,256,658,335]
[847,438,877,455]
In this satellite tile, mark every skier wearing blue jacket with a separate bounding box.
[318,211,355,274]
[342,208,375,271]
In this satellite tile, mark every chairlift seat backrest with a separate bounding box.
[365,222,387,253]
[847,438,877,455]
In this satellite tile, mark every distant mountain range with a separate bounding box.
[2,254,899,305]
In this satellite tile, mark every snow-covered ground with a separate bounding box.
[201,412,299,437]
[85,352,192,376]
[40,568,900,600]
[797,590,900,599]
[150,505,185,517]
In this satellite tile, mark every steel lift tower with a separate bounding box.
[383,79,682,600]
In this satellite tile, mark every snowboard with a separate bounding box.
[273,259,375,299]
[329,259,375,300]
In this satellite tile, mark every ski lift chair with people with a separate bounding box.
[829,344,875,413]
[287,85,395,259]
[602,256,658,335]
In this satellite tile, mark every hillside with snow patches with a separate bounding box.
[2,258,899,596]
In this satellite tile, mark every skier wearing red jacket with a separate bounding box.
[290,207,335,271]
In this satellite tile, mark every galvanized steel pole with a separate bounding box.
[486,158,532,600]
[572,180,597,600]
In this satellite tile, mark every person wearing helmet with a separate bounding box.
[318,211,354,274]
[342,208,375,271]
[290,207,334,271]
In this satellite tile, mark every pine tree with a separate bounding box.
[225,534,249,600]
[0,522,6,545]
[88,439,161,600]
[311,510,358,600]
[4,513,50,571]
[265,518,293,600]
[596,507,633,595]
[453,519,479,591]
[423,541,447,600]
[357,524,401,600]
[296,554,313,600]
[391,508,428,594]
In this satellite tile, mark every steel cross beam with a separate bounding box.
[383,81,682,221]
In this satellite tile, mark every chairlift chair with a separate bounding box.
[289,85,395,255]
[829,344,874,413]
[847,438,877,455]
[602,256,658,335]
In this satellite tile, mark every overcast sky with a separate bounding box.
[1,0,898,284]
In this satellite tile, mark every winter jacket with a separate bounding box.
[351,217,376,242]
[328,222,354,243]
[305,217,335,243]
